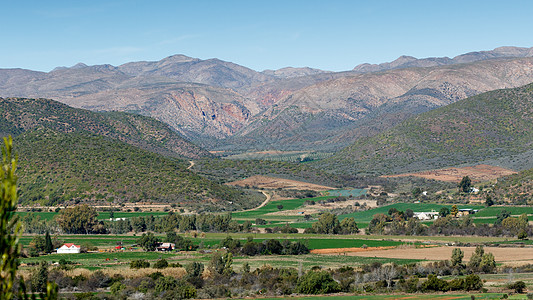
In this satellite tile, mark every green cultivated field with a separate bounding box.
[231,196,335,221]
[472,206,532,217]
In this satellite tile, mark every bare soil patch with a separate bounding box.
[226,175,334,191]
[382,164,517,183]
[311,246,395,254]
[340,246,533,263]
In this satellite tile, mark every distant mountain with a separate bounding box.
[318,82,533,175]
[0,97,210,159]
[261,67,331,78]
[234,57,533,151]
[1,47,533,150]
[15,128,255,211]
[117,54,272,90]
[353,46,533,73]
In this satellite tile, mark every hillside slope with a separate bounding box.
[319,82,533,175]
[0,97,209,158]
[15,128,256,211]
[235,58,533,151]
[489,168,533,204]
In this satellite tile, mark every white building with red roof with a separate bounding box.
[57,243,81,254]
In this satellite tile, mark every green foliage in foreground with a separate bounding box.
[0,137,58,299]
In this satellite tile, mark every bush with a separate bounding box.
[296,270,340,294]
[130,259,150,269]
[421,274,448,292]
[154,258,169,269]
[507,281,527,293]
[463,274,483,291]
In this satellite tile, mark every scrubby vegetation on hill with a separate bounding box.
[0,97,210,159]
[489,168,533,204]
[321,82,533,175]
[15,129,259,210]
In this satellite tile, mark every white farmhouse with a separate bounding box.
[57,243,81,254]
[414,212,439,220]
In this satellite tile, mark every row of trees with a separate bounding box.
[366,208,532,238]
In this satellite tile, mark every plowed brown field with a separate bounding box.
[382,164,517,183]
[325,246,533,263]
[226,175,334,191]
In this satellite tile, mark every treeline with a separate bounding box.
[22,206,360,237]
[367,207,532,238]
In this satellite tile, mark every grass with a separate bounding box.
[231,196,335,221]
[473,206,532,217]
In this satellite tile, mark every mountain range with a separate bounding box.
[318,82,533,175]
[2,46,533,151]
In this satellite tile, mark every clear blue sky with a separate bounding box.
[2,0,533,72]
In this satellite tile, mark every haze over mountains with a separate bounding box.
[1,46,533,152]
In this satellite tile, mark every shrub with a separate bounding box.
[296,270,340,294]
[154,258,169,269]
[507,281,527,293]
[130,259,150,269]
[421,274,448,292]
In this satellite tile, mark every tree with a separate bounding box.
[485,195,494,207]
[468,245,485,271]
[32,261,49,293]
[495,209,511,225]
[209,252,233,275]
[340,217,359,234]
[439,207,450,218]
[312,212,341,234]
[367,213,388,234]
[411,187,422,198]
[451,248,464,267]
[56,204,98,234]
[0,137,58,299]
[463,274,483,291]
[276,204,284,211]
[421,274,448,292]
[296,270,340,294]
[450,205,459,217]
[388,208,399,216]
[458,176,472,193]
[518,229,528,240]
[479,252,496,273]
[44,231,53,254]
[137,232,161,251]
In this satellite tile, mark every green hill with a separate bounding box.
[14,128,259,211]
[0,97,210,159]
[320,82,533,175]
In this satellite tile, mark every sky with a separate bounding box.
[2,0,533,72]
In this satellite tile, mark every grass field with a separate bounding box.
[231,196,335,221]
[473,206,532,217]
